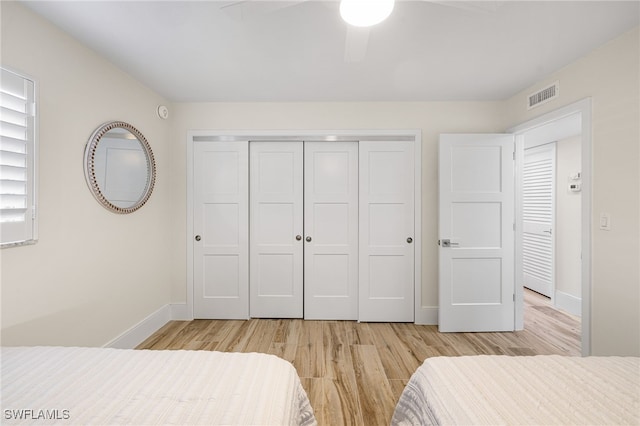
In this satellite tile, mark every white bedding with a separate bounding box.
[392,355,640,425]
[1,346,317,425]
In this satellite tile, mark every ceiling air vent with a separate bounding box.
[527,81,559,110]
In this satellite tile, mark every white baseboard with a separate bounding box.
[554,290,582,317]
[105,303,192,349]
[105,304,172,349]
[415,306,438,325]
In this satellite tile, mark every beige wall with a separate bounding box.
[0,2,174,346]
[502,27,640,355]
[556,136,582,300]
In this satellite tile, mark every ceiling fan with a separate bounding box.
[219,0,501,63]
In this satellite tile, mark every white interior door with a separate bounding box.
[522,143,556,298]
[250,141,304,318]
[193,141,249,319]
[359,141,414,322]
[304,141,358,320]
[438,134,515,332]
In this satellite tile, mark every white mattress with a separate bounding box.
[392,355,640,425]
[1,346,317,425]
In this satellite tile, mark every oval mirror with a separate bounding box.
[84,121,156,214]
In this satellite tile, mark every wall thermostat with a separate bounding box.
[157,105,169,120]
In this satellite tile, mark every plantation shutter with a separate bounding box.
[0,68,37,246]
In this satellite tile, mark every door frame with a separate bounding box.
[186,130,422,322]
[509,98,592,356]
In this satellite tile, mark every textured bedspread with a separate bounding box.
[392,355,639,425]
[1,346,317,425]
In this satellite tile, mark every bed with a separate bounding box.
[391,355,639,425]
[1,346,317,425]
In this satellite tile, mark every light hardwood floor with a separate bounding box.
[137,289,580,426]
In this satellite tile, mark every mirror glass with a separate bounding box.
[84,121,155,213]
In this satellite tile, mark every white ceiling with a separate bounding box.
[22,1,639,102]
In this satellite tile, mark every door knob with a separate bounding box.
[440,239,459,248]
[407,237,413,243]
[296,235,302,241]
[306,236,312,242]
[195,235,201,241]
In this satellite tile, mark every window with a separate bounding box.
[0,67,37,247]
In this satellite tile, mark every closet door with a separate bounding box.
[523,143,556,298]
[193,141,249,319]
[250,142,304,318]
[304,141,358,320]
[359,141,415,322]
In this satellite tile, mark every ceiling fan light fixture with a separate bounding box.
[340,0,395,27]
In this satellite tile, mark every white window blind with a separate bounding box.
[0,67,37,247]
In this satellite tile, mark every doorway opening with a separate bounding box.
[511,98,591,356]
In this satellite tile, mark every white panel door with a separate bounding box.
[523,143,556,297]
[359,141,414,322]
[250,142,304,318]
[438,134,515,332]
[304,141,358,320]
[193,141,249,319]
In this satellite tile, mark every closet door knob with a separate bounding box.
[295,235,302,241]
[195,235,202,242]
[306,236,312,242]
[407,237,413,243]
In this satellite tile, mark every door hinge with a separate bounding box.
[513,293,515,302]
[513,151,515,160]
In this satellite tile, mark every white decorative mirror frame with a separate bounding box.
[84,121,156,214]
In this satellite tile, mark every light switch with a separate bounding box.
[599,213,611,231]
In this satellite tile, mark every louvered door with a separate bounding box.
[522,143,556,298]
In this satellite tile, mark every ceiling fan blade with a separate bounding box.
[344,26,370,63]
[220,0,308,21]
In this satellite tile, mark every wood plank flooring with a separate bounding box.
[137,289,580,426]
